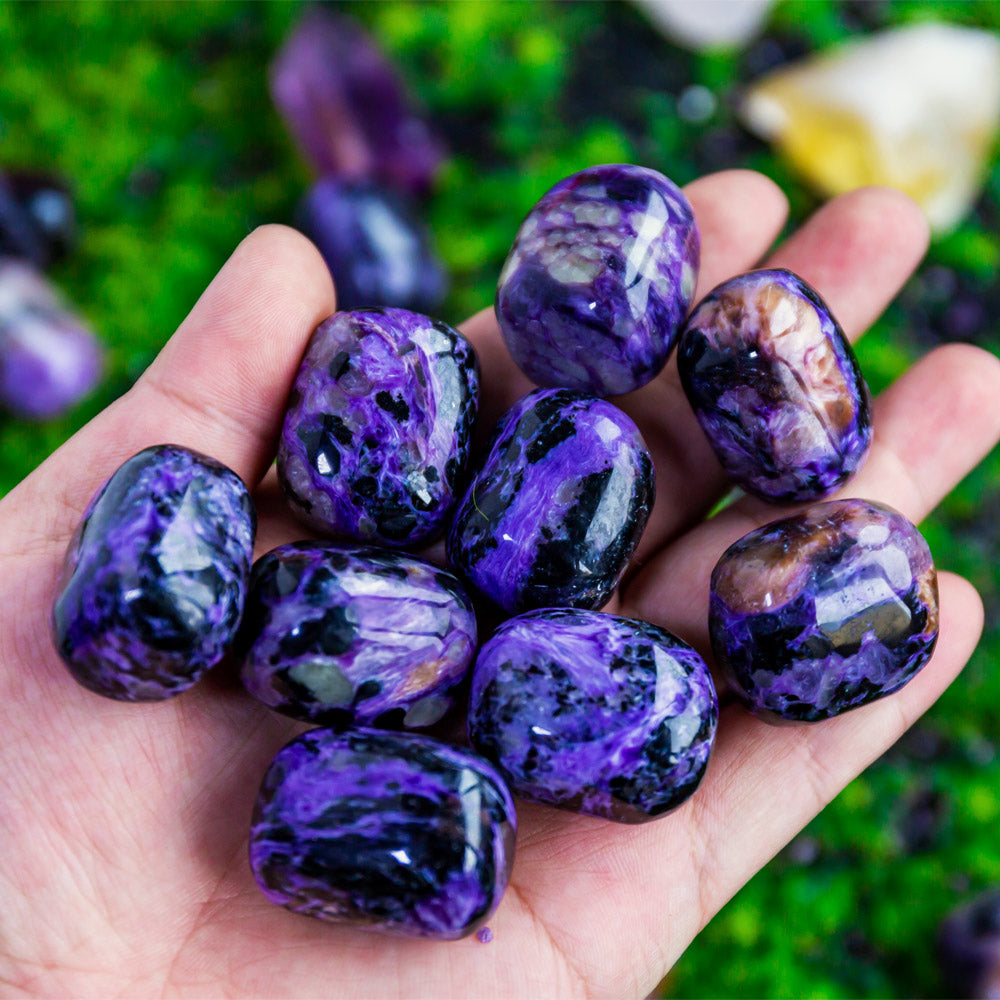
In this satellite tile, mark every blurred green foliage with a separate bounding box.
[0,1,997,996]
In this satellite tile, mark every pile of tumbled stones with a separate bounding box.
[51,163,940,942]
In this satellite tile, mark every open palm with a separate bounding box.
[1,170,998,998]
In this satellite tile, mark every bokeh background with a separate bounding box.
[1,2,998,996]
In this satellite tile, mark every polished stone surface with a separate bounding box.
[496,163,699,395]
[710,498,939,722]
[0,260,102,419]
[239,542,476,729]
[52,445,255,701]
[678,268,872,502]
[447,388,654,614]
[278,307,479,548]
[249,727,516,940]
[469,608,717,822]
[296,178,446,314]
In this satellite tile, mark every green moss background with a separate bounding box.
[1,2,997,996]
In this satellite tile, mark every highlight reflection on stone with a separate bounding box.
[678,268,872,503]
[496,164,699,396]
[447,388,654,614]
[52,445,256,701]
[239,542,476,729]
[0,260,102,419]
[710,499,939,723]
[249,727,516,940]
[469,608,717,823]
[278,308,479,548]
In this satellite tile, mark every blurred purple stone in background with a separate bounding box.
[939,889,1000,999]
[270,8,444,199]
[0,260,102,419]
[295,178,447,313]
[1,170,76,267]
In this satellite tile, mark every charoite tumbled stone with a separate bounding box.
[677,268,872,502]
[52,445,255,701]
[496,163,699,396]
[447,388,654,614]
[295,179,447,314]
[468,608,717,823]
[277,307,479,547]
[249,727,516,940]
[239,542,476,729]
[710,498,939,723]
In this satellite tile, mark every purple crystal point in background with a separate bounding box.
[270,8,444,198]
[295,178,447,313]
[278,307,479,548]
[938,888,1000,999]
[469,608,717,823]
[0,260,102,419]
[447,388,654,614]
[239,542,477,729]
[677,268,873,502]
[52,445,256,702]
[249,727,516,940]
[496,163,700,396]
[710,498,939,723]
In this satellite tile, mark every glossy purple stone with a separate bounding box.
[469,608,717,823]
[496,164,699,396]
[249,727,516,940]
[447,388,654,614]
[239,542,476,729]
[295,178,446,313]
[277,308,479,548]
[0,260,102,419]
[677,268,873,503]
[52,445,255,702]
[710,499,939,723]
[938,889,1000,999]
[270,8,444,198]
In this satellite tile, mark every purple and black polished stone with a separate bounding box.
[447,387,654,614]
[0,260,102,419]
[710,498,939,723]
[677,268,872,503]
[468,608,717,823]
[277,307,479,548]
[270,8,443,199]
[938,888,1000,999]
[496,163,699,396]
[249,727,516,940]
[295,178,446,314]
[239,542,476,730]
[52,445,255,702]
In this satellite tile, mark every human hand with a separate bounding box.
[0,170,997,998]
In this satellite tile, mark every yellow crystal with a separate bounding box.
[741,23,1000,232]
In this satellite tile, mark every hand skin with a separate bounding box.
[0,172,998,999]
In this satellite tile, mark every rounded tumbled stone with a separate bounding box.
[238,542,477,729]
[496,163,699,396]
[710,498,939,723]
[677,268,873,503]
[468,608,718,823]
[52,444,256,701]
[249,727,516,940]
[277,307,479,548]
[446,387,654,614]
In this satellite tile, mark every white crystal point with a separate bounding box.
[632,0,774,52]
[740,22,1000,233]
